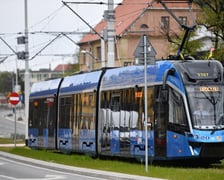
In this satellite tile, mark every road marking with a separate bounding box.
[0,175,65,180]
[0,175,16,180]
[0,157,107,180]
[19,175,66,180]
[0,162,5,165]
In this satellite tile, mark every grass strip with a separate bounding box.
[0,146,223,180]
[0,138,24,144]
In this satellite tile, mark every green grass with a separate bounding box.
[0,146,223,180]
[0,137,25,144]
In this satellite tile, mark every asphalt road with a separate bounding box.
[0,108,25,138]
[0,152,164,180]
[0,156,104,180]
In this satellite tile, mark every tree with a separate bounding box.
[60,63,80,77]
[167,29,202,58]
[0,71,24,96]
[194,0,224,61]
[0,72,14,94]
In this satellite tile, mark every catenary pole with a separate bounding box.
[107,0,115,67]
[101,30,106,68]
[144,35,148,172]
[24,0,30,145]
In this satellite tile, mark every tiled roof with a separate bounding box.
[78,0,152,44]
[78,0,192,44]
[54,64,73,72]
[78,0,191,44]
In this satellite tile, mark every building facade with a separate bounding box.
[78,0,199,71]
[20,64,74,86]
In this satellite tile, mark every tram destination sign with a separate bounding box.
[199,86,219,92]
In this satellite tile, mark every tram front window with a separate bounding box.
[187,85,224,129]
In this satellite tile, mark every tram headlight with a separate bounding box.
[194,134,199,139]
[216,136,222,141]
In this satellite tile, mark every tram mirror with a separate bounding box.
[161,89,168,102]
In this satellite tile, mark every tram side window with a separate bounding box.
[169,88,187,126]
[30,98,48,136]
[147,87,155,127]
[29,99,43,129]
[45,98,56,136]
[29,100,37,128]
[59,97,72,128]
[110,95,120,111]
[78,93,96,130]
[121,88,141,130]
[76,94,82,129]
[83,93,96,129]
[154,86,169,137]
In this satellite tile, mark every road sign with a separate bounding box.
[9,92,20,105]
[134,34,156,65]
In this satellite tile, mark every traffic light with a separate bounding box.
[17,51,26,60]
[17,36,26,44]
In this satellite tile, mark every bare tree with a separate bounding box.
[194,0,224,49]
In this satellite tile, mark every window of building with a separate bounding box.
[96,46,101,61]
[161,16,170,31]
[43,73,48,79]
[140,24,149,29]
[37,74,41,81]
[179,16,187,27]
[82,53,86,65]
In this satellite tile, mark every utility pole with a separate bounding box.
[101,29,106,68]
[24,0,30,145]
[107,0,115,67]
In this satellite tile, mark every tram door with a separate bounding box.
[154,86,168,157]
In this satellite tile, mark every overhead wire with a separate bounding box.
[26,3,79,62]
[1,0,156,70]
[27,1,94,59]
[28,5,64,31]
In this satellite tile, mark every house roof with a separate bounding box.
[54,64,73,72]
[78,0,152,44]
[78,0,191,44]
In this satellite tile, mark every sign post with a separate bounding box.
[134,34,156,173]
[143,35,149,173]
[9,92,20,147]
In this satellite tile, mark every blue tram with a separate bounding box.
[28,59,224,163]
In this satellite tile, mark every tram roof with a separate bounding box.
[30,60,223,98]
[100,61,174,90]
[30,78,62,98]
[59,70,103,95]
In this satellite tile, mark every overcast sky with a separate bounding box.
[0,0,122,72]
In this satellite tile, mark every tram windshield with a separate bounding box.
[186,85,224,129]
